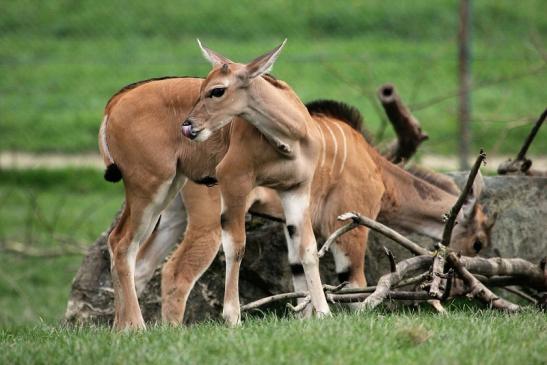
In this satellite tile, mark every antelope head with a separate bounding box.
[182,39,287,141]
[449,171,496,256]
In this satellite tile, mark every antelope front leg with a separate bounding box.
[219,200,249,326]
[285,226,312,318]
[280,191,330,317]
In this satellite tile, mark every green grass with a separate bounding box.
[1,309,546,365]
[1,0,546,156]
[0,169,123,326]
[0,170,546,364]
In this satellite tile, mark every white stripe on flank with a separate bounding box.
[323,123,338,174]
[333,123,348,175]
[99,115,114,164]
[313,121,326,168]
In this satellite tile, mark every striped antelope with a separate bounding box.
[101,48,493,330]
[178,40,492,321]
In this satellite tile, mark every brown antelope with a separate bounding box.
[178,40,493,319]
[100,44,492,329]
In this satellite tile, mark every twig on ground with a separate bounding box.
[328,291,431,303]
[241,291,309,312]
[287,296,311,312]
[318,219,360,258]
[459,256,546,291]
[362,255,433,309]
[429,243,449,299]
[320,212,431,257]
[501,286,538,305]
[384,247,397,273]
[442,150,487,246]
[427,300,447,314]
[447,253,520,312]
[498,109,546,175]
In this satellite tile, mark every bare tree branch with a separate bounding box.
[442,150,487,246]
[321,212,431,257]
[498,109,546,176]
[447,253,520,312]
[377,84,429,163]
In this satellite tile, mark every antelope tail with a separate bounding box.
[99,115,122,183]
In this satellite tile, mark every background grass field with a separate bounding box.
[0,1,546,363]
[1,0,546,155]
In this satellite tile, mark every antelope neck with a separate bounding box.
[378,159,461,241]
[242,77,310,155]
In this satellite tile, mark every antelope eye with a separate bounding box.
[209,87,226,98]
[473,240,483,253]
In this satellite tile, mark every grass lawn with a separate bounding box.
[1,309,546,365]
[0,168,546,364]
[1,0,546,156]
[0,169,123,326]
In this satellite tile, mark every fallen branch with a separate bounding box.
[319,212,431,258]
[241,291,308,312]
[447,253,520,312]
[459,256,546,291]
[328,290,431,303]
[362,255,433,309]
[441,149,487,246]
[242,271,433,312]
[378,84,429,163]
[287,296,311,312]
[429,243,449,299]
[501,286,538,305]
[497,109,546,175]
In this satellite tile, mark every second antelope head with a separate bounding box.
[182,39,287,141]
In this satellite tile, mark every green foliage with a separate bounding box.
[1,0,546,155]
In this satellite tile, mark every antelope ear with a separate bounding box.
[462,170,485,220]
[246,39,287,79]
[197,39,232,66]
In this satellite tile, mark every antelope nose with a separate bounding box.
[182,120,198,140]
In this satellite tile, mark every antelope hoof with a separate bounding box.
[315,309,332,318]
[222,309,242,327]
[113,317,146,331]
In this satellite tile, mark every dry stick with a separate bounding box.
[377,84,429,163]
[502,287,538,305]
[287,296,311,312]
[429,244,449,299]
[241,291,309,312]
[318,212,431,258]
[328,291,431,303]
[384,247,397,273]
[429,150,486,299]
[498,109,546,175]
[362,255,433,309]
[442,149,487,246]
[447,253,520,312]
[432,150,500,306]
[459,256,546,291]
[242,272,432,312]
[317,220,359,258]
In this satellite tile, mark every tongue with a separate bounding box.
[182,125,193,138]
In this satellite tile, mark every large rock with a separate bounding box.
[64,175,546,325]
